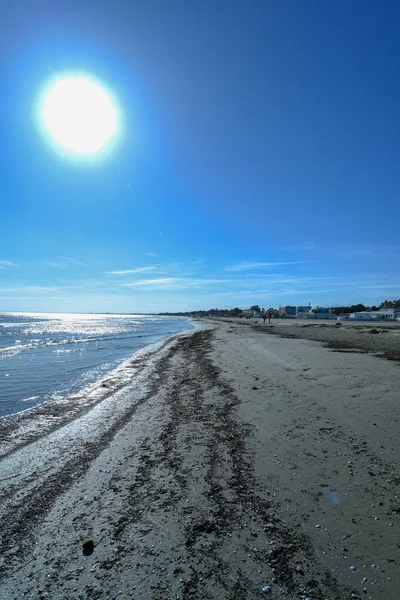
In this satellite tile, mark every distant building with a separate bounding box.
[302,306,336,320]
[312,307,330,315]
[285,306,296,316]
[350,309,400,320]
[378,309,400,319]
[296,306,309,313]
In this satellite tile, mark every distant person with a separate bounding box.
[268,311,272,323]
[263,312,267,324]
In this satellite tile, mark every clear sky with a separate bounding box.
[1,0,399,312]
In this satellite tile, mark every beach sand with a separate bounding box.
[0,319,399,599]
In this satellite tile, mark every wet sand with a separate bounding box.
[0,320,399,599]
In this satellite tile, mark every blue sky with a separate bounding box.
[0,0,399,312]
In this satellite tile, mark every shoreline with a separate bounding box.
[0,323,198,459]
[0,313,196,422]
[0,321,399,599]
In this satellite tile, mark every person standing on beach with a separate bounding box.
[263,312,267,324]
[268,311,272,323]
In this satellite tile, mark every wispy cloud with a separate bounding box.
[334,244,400,260]
[359,284,400,290]
[122,277,233,290]
[146,252,158,257]
[43,261,66,269]
[107,266,159,276]
[42,257,88,269]
[57,256,88,266]
[119,273,349,293]
[0,285,68,295]
[123,277,178,287]
[0,260,20,268]
[226,261,313,272]
[0,283,104,295]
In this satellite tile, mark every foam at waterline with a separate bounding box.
[0,328,195,458]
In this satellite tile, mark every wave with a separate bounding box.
[0,332,182,460]
[20,395,40,403]
[0,344,33,359]
[0,332,150,360]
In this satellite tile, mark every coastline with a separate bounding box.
[0,323,198,459]
[0,312,195,421]
[0,320,399,599]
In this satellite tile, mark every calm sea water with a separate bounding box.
[0,312,194,419]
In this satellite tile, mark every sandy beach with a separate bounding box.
[0,319,399,600]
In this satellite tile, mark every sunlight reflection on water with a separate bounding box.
[0,312,193,418]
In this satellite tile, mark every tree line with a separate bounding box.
[329,299,400,315]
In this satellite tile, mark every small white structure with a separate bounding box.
[379,309,400,319]
[350,311,379,320]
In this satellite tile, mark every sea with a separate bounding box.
[0,312,195,419]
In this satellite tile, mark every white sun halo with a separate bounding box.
[40,75,119,155]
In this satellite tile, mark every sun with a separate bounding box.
[40,75,119,156]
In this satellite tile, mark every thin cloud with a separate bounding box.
[0,284,103,295]
[43,261,66,269]
[0,296,38,300]
[120,274,343,292]
[359,284,400,290]
[276,288,334,296]
[107,266,159,276]
[146,252,158,257]
[335,244,400,259]
[0,260,20,268]
[122,277,233,290]
[122,277,180,288]
[226,261,314,272]
[57,256,88,266]
[0,285,67,295]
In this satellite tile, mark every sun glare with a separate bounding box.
[40,75,119,156]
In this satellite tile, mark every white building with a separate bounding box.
[350,309,400,320]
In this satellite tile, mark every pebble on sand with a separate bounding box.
[82,539,95,556]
